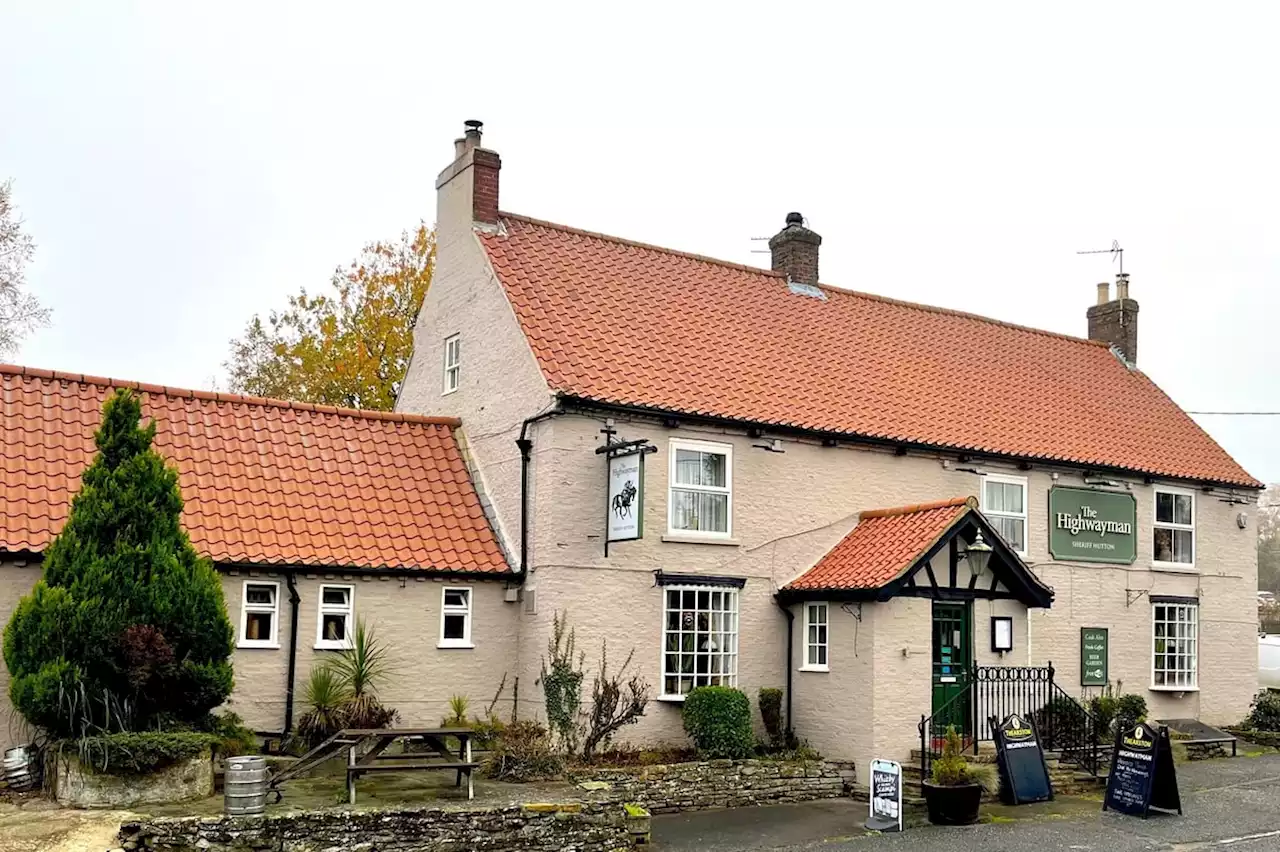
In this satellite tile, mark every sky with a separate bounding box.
[1,2,1278,483]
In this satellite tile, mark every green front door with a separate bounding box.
[931,601,973,737]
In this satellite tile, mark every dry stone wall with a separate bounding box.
[571,758,854,814]
[117,803,632,852]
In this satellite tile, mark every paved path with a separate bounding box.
[653,753,1280,851]
[0,798,132,852]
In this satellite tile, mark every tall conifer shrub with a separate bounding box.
[4,389,234,736]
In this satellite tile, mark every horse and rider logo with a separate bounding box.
[612,479,638,519]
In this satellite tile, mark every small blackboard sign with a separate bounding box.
[990,712,1054,805]
[1103,722,1182,818]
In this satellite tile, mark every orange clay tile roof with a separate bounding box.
[0,364,510,574]
[784,498,973,591]
[481,214,1259,489]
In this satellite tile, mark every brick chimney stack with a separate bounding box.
[1087,273,1139,364]
[436,120,502,233]
[768,212,822,286]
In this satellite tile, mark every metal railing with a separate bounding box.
[918,663,1101,779]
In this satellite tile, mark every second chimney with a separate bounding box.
[1087,273,1139,364]
[768,212,822,285]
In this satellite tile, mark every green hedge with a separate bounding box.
[72,732,218,776]
[682,687,754,759]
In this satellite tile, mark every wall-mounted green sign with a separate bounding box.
[1048,487,1137,564]
[1081,627,1109,686]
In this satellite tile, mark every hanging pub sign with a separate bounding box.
[1080,627,1109,686]
[607,452,645,542]
[864,758,903,832]
[596,428,657,555]
[990,713,1054,805]
[1103,722,1182,818]
[1048,487,1137,564]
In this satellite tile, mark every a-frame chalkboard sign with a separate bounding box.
[1103,722,1182,818]
[989,713,1054,805]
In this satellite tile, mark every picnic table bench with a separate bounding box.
[268,727,480,805]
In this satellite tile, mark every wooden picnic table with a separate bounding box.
[269,727,479,805]
[343,727,478,804]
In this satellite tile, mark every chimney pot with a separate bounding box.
[768,212,822,286]
[1115,272,1129,301]
[1096,281,1110,305]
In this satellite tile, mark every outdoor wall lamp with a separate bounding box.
[962,530,994,578]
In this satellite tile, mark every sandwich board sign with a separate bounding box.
[991,713,1054,805]
[865,758,903,832]
[1103,722,1182,818]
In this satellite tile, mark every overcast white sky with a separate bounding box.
[2,2,1277,482]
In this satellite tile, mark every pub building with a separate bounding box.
[0,124,1259,789]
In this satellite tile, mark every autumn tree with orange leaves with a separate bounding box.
[226,225,434,410]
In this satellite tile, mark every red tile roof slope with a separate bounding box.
[784,498,972,591]
[481,215,1259,488]
[0,365,510,574]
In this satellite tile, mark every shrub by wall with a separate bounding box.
[682,687,754,759]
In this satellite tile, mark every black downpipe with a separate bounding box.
[282,570,301,736]
[516,409,562,577]
[779,599,795,742]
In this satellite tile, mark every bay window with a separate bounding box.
[661,586,739,697]
[1152,599,1198,689]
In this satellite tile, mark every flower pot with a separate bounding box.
[921,780,983,825]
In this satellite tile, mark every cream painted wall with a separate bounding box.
[511,411,1257,754]
[0,566,517,751]
[223,573,519,733]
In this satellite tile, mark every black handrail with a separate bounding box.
[917,663,1103,780]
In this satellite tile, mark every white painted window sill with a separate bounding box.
[799,665,830,673]
[656,694,688,703]
[662,534,741,546]
[1151,562,1197,574]
[1149,684,1199,693]
[314,644,352,652]
[437,642,475,650]
[237,642,280,650]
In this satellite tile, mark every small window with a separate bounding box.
[667,439,733,537]
[443,334,461,394]
[982,474,1027,556]
[1152,601,1198,689]
[1153,488,1195,567]
[315,585,354,650]
[661,586,739,697]
[239,581,279,648]
[802,603,829,671]
[439,587,473,648]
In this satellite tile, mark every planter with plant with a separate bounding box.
[921,725,994,825]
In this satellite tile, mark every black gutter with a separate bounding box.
[557,395,1262,493]
[282,570,301,736]
[516,408,564,578]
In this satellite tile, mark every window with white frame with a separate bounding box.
[315,585,354,649]
[1153,488,1195,566]
[667,439,733,537]
[982,474,1027,556]
[239,581,279,648]
[1152,600,1198,689]
[661,586,739,697]
[802,602,829,671]
[439,587,473,647]
[442,334,461,394]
